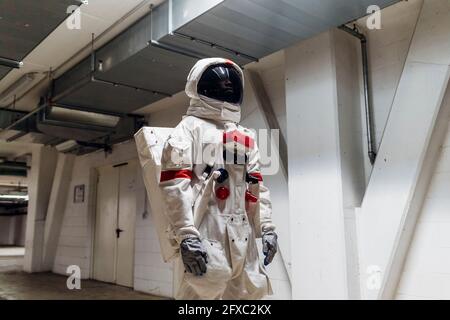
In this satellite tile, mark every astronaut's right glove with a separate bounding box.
[180,238,208,276]
[262,231,278,266]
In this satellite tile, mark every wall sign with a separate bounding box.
[74,185,85,203]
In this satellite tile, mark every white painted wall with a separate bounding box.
[396,119,450,300]
[133,166,174,298]
[355,0,423,166]
[357,0,450,299]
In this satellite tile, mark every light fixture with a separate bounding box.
[0,194,29,201]
[55,140,79,153]
[55,140,78,153]
[48,106,121,128]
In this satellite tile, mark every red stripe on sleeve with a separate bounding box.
[245,191,259,203]
[160,170,193,182]
[249,172,263,182]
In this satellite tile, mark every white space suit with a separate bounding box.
[159,58,277,300]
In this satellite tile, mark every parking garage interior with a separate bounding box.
[0,0,450,301]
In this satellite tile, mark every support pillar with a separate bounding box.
[23,146,58,273]
[285,29,366,299]
[43,153,75,271]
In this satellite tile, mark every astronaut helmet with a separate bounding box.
[197,61,244,105]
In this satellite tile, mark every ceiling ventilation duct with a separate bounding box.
[51,0,400,115]
[1,101,143,151]
[37,105,126,142]
[153,0,400,64]
[52,12,197,114]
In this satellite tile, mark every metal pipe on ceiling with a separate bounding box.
[91,76,172,98]
[171,32,259,63]
[339,24,377,165]
[0,101,47,132]
[6,131,28,142]
[0,57,23,69]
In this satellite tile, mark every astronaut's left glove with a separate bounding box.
[262,231,278,266]
[180,238,208,276]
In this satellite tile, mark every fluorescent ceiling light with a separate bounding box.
[55,140,78,153]
[0,194,29,200]
[49,106,121,128]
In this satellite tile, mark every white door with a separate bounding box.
[116,161,137,287]
[93,165,119,284]
[93,161,137,287]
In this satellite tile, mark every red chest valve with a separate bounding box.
[215,187,230,201]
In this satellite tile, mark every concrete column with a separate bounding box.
[42,153,75,271]
[358,0,450,300]
[285,29,366,299]
[23,146,58,273]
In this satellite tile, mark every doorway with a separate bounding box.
[93,160,137,287]
[0,179,28,273]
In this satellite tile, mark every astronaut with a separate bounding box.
[159,58,278,300]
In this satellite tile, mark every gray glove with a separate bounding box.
[262,231,278,266]
[180,238,208,276]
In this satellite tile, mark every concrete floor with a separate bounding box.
[0,272,168,300]
[0,246,168,300]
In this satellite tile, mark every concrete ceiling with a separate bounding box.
[0,0,80,78]
[0,141,33,158]
[0,0,165,111]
